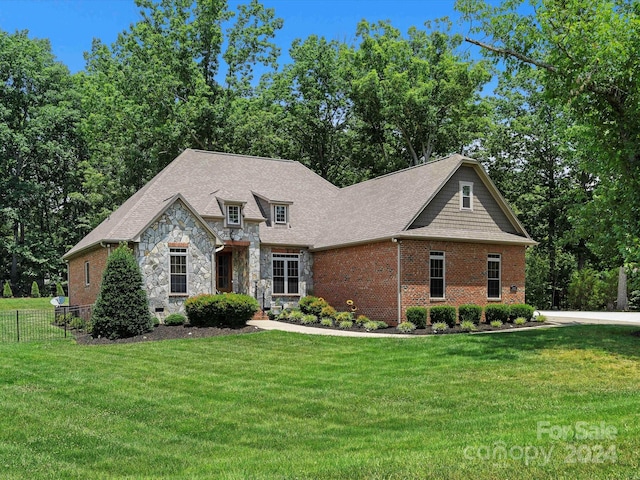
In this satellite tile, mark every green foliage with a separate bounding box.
[152,317,160,328]
[396,321,416,333]
[30,281,40,298]
[3,281,13,298]
[288,310,305,323]
[335,312,353,323]
[320,305,337,319]
[277,309,291,321]
[405,306,427,328]
[514,317,527,326]
[338,320,353,329]
[534,315,547,323]
[458,304,482,324]
[355,314,370,326]
[69,317,87,331]
[509,304,534,321]
[266,309,278,320]
[567,268,618,311]
[301,314,318,325]
[320,317,334,327]
[429,305,456,328]
[459,320,477,332]
[363,321,381,331]
[165,314,186,326]
[431,322,448,333]
[184,293,259,328]
[91,245,152,339]
[490,320,503,328]
[484,304,510,323]
[55,282,66,297]
[298,296,329,316]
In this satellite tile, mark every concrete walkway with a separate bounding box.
[539,311,640,326]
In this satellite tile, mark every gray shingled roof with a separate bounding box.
[65,150,534,259]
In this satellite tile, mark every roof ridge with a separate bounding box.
[339,153,469,190]
[189,148,296,164]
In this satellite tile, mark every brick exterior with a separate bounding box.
[313,241,399,322]
[399,240,525,323]
[313,239,526,325]
[67,245,109,307]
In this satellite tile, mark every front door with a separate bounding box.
[216,252,232,293]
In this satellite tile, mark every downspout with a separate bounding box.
[393,238,402,324]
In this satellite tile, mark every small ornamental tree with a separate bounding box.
[91,245,152,339]
[31,281,41,298]
[3,281,13,298]
[55,282,66,297]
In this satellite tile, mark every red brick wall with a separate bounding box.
[67,246,109,306]
[313,241,399,322]
[399,240,526,322]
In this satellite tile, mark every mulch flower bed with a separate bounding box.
[73,324,262,345]
[274,318,549,335]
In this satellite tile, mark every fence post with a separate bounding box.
[16,310,19,343]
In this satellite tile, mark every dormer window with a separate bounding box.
[226,204,241,226]
[274,204,288,224]
[460,181,473,210]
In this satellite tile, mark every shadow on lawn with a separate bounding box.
[444,325,640,362]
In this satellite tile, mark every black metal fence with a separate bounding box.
[0,305,93,343]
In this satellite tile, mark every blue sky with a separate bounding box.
[0,0,472,73]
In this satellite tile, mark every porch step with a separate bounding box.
[252,310,270,321]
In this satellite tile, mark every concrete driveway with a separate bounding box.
[539,310,640,326]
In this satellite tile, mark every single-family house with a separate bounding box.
[64,149,536,323]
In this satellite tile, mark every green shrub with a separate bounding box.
[152,317,160,327]
[397,321,416,333]
[375,321,389,329]
[406,306,427,328]
[298,296,329,316]
[514,317,527,325]
[430,305,456,327]
[567,267,618,310]
[335,312,353,323]
[458,304,482,324]
[267,309,278,320]
[630,290,640,311]
[534,314,547,323]
[3,281,13,298]
[484,304,510,323]
[55,282,66,297]
[91,245,152,339]
[490,320,503,328]
[288,310,305,323]
[301,314,318,325]
[165,313,186,326]
[320,305,337,319]
[277,309,291,320]
[355,314,370,326]
[320,317,334,327]
[509,304,534,321]
[30,281,40,298]
[363,321,380,331]
[431,321,448,333]
[69,317,86,331]
[459,320,477,332]
[338,320,353,329]
[184,292,259,328]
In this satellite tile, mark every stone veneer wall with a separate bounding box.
[137,200,217,316]
[259,246,313,309]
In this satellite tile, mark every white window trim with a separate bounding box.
[273,204,288,225]
[170,247,188,295]
[84,261,90,286]
[272,253,300,295]
[460,181,474,211]
[429,251,445,299]
[226,204,242,227]
[487,253,501,300]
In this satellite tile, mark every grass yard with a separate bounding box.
[0,326,638,479]
[0,297,64,311]
[0,298,70,342]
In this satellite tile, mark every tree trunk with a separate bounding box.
[617,266,628,311]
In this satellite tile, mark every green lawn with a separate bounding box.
[0,298,70,342]
[0,297,62,311]
[0,326,638,479]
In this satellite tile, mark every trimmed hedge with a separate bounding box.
[165,313,186,326]
[484,304,510,323]
[509,304,534,321]
[406,306,427,328]
[430,305,456,327]
[298,296,329,317]
[185,293,259,327]
[458,304,482,324]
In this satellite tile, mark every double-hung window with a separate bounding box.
[226,204,241,226]
[460,181,473,210]
[430,251,445,299]
[487,253,501,299]
[272,254,299,295]
[170,247,188,294]
[274,204,288,224]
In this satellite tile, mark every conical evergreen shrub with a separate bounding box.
[31,281,40,298]
[91,245,152,339]
[55,282,65,297]
[3,281,13,298]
